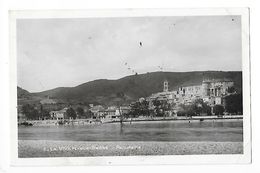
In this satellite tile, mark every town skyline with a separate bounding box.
[17,16,242,92]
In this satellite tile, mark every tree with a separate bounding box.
[129,101,142,117]
[85,110,93,119]
[152,99,163,117]
[177,99,211,117]
[21,104,39,120]
[37,104,51,120]
[177,104,196,117]
[224,93,243,114]
[213,105,225,116]
[66,107,77,119]
[227,86,236,93]
[139,99,150,116]
[115,92,127,122]
[192,99,211,116]
[152,99,171,117]
[40,109,50,120]
[76,107,85,118]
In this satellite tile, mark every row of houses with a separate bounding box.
[49,105,131,121]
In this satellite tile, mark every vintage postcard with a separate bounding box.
[9,8,251,166]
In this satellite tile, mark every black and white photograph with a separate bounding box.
[9,9,251,165]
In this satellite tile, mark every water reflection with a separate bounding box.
[120,124,124,135]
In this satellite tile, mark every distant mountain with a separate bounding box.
[25,71,242,106]
[17,86,31,98]
[17,86,42,105]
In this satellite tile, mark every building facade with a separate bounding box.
[147,79,235,113]
[49,107,68,120]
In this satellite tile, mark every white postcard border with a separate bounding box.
[9,8,251,166]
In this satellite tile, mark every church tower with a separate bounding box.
[163,80,169,92]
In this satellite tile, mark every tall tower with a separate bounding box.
[163,80,169,92]
[202,80,210,97]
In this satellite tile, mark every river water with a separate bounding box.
[18,119,243,142]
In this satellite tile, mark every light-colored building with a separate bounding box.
[90,105,105,119]
[50,108,68,120]
[148,79,235,109]
[115,106,131,116]
[105,109,118,119]
[105,106,130,119]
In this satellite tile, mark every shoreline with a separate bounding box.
[106,116,243,124]
[18,140,243,158]
[20,116,243,127]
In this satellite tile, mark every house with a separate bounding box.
[50,108,68,120]
[116,106,131,116]
[105,106,130,119]
[105,109,117,119]
[90,105,106,119]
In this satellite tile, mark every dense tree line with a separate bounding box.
[152,99,172,117]
[177,99,211,117]
[129,99,150,117]
[20,104,94,120]
[224,93,243,114]
[65,107,77,119]
[176,93,243,116]
[21,104,51,120]
[20,93,243,120]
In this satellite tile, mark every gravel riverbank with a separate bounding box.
[18,140,243,158]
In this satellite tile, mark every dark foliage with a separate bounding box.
[21,104,39,120]
[224,93,243,114]
[129,99,150,117]
[19,122,33,126]
[40,109,50,120]
[195,99,212,115]
[66,107,77,119]
[76,107,85,118]
[227,86,236,93]
[152,99,171,117]
[213,105,225,115]
[177,99,211,116]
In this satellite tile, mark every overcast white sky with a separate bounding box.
[17,16,242,92]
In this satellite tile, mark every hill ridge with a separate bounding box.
[19,71,242,106]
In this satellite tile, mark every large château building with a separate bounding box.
[148,79,235,108]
